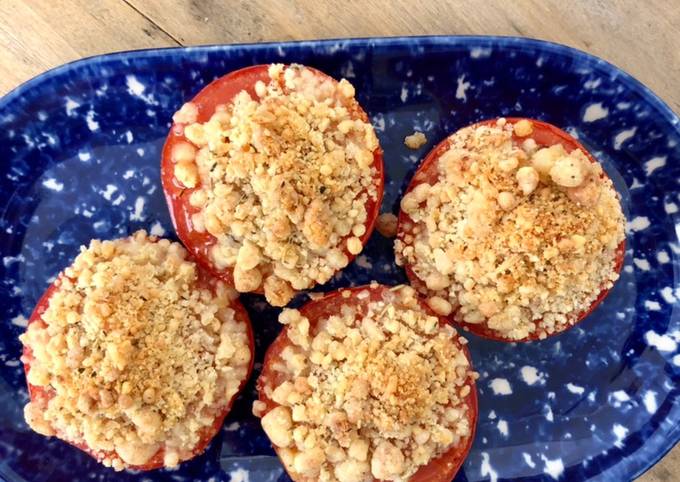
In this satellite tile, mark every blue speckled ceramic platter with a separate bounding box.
[0,36,678,482]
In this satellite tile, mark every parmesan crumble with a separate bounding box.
[171,64,381,306]
[20,231,251,470]
[256,285,476,481]
[395,119,625,340]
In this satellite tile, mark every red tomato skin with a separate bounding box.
[256,284,478,482]
[21,256,255,471]
[397,118,626,342]
[160,64,385,291]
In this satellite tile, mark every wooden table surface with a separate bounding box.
[1,1,677,480]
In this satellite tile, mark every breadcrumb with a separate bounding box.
[404,131,427,149]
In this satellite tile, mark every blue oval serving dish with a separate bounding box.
[0,36,678,482]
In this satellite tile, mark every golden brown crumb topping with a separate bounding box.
[395,119,626,340]
[404,131,427,149]
[171,64,380,306]
[256,285,475,481]
[20,231,251,470]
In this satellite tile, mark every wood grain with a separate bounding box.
[0,1,677,480]
[0,0,176,94]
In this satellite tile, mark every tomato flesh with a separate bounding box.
[21,254,255,471]
[397,118,626,342]
[160,64,385,291]
[256,285,478,482]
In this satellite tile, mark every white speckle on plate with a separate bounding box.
[644,156,666,176]
[123,169,135,180]
[643,391,658,414]
[85,109,99,131]
[488,410,497,420]
[665,202,678,214]
[541,455,565,480]
[112,194,125,206]
[480,452,498,482]
[613,127,636,150]
[137,147,145,156]
[42,178,64,192]
[645,330,677,352]
[520,365,544,385]
[584,78,602,89]
[612,423,628,448]
[224,421,240,431]
[130,196,146,221]
[617,101,631,110]
[229,468,249,482]
[82,209,94,218]
[470,47,492,58]
[523,453,536,468]
[566,383,585,395]
[644,300,661,311]
[611,390,630,403]
[126,75,158,104]
[78,151,91,161]
[630,178,644,189]
[660,287,677,303]
[657,251,670,264]
[497,419,508,437]
[125,131,134,143]
[371,115,385,132]
[65,97,80,116]
[340,61,355,79]
[583,102,608,122]
[400,84,408,102]
[544,405,554,422]
[673,354,680,366]
[101,184,118,201]
[633,258,650,271]
[126,75,145,96]
[11,314,27,327]
[626,216,650,232]
[150,222,166,237]
[455,75,471,102]
[489,378,512,395]
[355,255,372,269]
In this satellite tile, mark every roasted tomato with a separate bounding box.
[257,284,478,481]
[397,118,625,342]
[161,65,384,296]
[21,238,255,471]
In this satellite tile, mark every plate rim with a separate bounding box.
[1,34,678,481]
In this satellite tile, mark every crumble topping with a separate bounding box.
[395,119,626,340]
[20,231,251,470]
[404,131,427,149]
[171,64,380,306]
[256,285,475,481]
